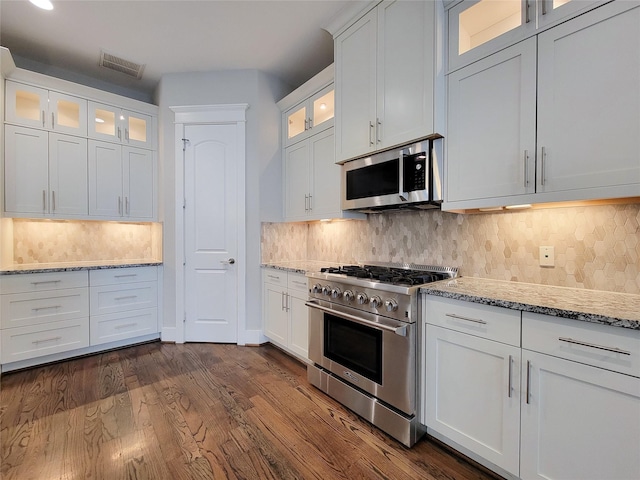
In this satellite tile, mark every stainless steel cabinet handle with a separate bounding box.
[125,196,130,215]
[267,274,280,280]
[304,194,309,212]
[30,280,62,285]
[542,0,547,15]
[507,355,513,398]
[445,313,488,325]
[51,112,55,129]
[285,293,290,312]
[114,295,138,301]
[281,291,286,311]
[540,146,546,186]
[558,337,631,356]
[114,323,137,329]
[43,190,46,211]
[52,191,56,212]
[308,194,312,211]
[32,305,61,311]
[114,274,137,278]
[118,196,122,215]
[308,117,313,129]
[42,110,46,128]
[376,118,382,144]
[125,128,129,142]
[526,360,531,405]
[33,336,62,345]
[369,121,375,146]
[525,0,531,23]
[523,150,529,187]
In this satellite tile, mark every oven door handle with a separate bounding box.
[305,300,407,337]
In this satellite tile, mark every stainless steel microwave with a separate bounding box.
[341,137,443,212]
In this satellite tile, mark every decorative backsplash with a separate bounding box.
[7,219,162,265]
[261,203,640,294]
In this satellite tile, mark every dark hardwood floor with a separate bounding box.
[1,342,501,480]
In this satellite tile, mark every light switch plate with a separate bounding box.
[539,246,555,267]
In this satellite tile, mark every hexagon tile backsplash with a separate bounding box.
[261,203,640,294]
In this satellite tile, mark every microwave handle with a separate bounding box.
[398,148,409,202]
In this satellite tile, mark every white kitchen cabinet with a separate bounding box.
[424,297,522,476]
[89,266,158,346]
[88,101,154,150]
[262,268,310,361]
[88,139,156,220]
[4,125,88,216]
[284,84,334,147]
[0,271,90,364]
[5,80,88,136]
[335,0,438,162]
[520,312,640,480]
[447,0,607,73]
[445,1,640,210]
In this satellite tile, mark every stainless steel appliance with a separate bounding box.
[341,137,443,212]
[306,262,458,447]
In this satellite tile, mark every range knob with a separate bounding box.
[384,299,398,312]
[322,285,332,296]
[356,292,369,305]
[370,296,382,309]
[312,283,323,294]
[331,287,342,299]
[344,290,354,302]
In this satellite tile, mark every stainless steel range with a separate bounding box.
[305,262,458,447]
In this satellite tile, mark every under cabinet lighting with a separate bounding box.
[505,204,532,210]
[29,0,53,10]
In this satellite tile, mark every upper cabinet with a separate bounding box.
[448,0,607,72]
[5,81,87,136]
[88,102,154,150]
[334,0,440,163]
[445,0,640,210]
[284,84,334,146]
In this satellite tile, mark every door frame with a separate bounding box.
[171,104,248,344]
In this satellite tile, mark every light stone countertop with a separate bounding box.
[1,260,163,275]
[261,260,342,275]
[421,277,640,330]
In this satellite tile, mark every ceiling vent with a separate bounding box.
[99,50,145,79]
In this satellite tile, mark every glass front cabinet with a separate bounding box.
[448,0,606,72]
[284,84,334,146]
[88,102,153,150]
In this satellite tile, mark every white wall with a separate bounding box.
[156,69,289,341]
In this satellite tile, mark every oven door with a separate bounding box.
[306,299,416,415]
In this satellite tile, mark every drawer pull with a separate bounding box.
[267,274,281,280]
[114,274,138,278]
[558,337,631,356]
[445,313,487,325]
[114,295,138,301]
[32,305,62,311]
[114,323,137,329]
[32,336,62,345]
[30,280,62,285]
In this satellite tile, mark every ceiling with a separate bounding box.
[0,0,363,101]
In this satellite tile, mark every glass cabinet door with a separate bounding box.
[5,82,49,129]
[89,102,120,142]
[311,86,335,131]
[286,103,307,143]
[49,92,87,136]
[123,111,153,149]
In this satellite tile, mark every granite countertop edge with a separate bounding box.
[1,262,163,275]
[421,279,640,331]
[261,261,340,275]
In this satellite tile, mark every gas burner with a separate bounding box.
[319,263,455,286]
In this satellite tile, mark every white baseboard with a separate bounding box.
[240,329,268,346]
[161,326,177,343]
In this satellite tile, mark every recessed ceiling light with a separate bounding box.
[95,118,105,124]
[29,0,53,10]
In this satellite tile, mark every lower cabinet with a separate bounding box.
[0,266,159,370]
[262,268,309,361]
[423,296,640,480]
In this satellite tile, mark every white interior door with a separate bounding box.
[183,124,238,343]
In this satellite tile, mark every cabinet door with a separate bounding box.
[335,8,377,162]
[88,102,120,143]
[288,289,309,360]
[536,2,640,195]
[377,0,435,148]
[48,91,87,136]
[263,282,288,345]
[521,350,640,480]
[88,140,123,217]
[310,84,335,134]
[5,82,48,129]
[4,125,49,214]
[447,38,537,203]
[284,141,310,220]
[285,101,308,146]
[426,324,521,476]
[49,133,88,216]
[123,110,153,149]
[123,147,155,219]
[536,0,606,30]
[309,129,340,219]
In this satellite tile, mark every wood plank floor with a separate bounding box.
[1,342,501,480]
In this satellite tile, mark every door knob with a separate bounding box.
[220,258,235,265]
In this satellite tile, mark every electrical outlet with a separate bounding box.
[539,246,555,267]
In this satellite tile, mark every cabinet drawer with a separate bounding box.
[0,270,88,294]
[90,308,158,346]
[89,266,157,286]
[523,312,640,377]
[90,281,157,315]
[1,288,89,329]
[0,318,89,363]
[287,273,308,293]
[425,296,521,347]
[262,269,287,287]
